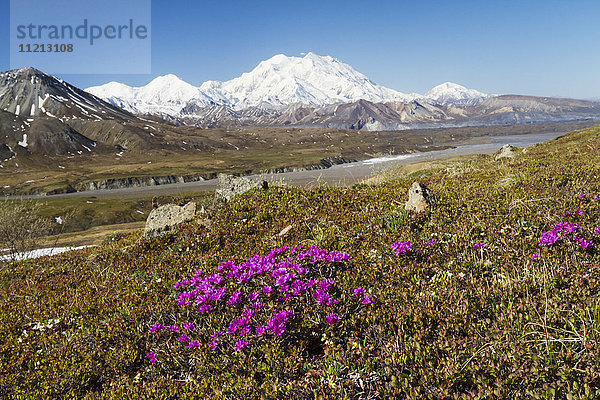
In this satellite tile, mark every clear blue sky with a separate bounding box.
[1,0,599,98]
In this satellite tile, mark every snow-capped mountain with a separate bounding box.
[86,53,487,116]
[423,82,488,106]
[86,74,219,115]
[216,52,416,108]
[1,65,599,167]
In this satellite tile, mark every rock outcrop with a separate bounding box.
[144,202,196,238]
[405,181,436,213]
[78,174,212,192]
[215,174,268,202]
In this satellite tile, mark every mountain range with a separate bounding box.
[83,52,600,130]
[0,53,599,162]
[86,52,488,115]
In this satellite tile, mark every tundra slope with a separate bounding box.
[1,124,600,398]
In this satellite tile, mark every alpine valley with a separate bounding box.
[0,53,599,196]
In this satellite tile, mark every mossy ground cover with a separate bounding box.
[1,125,600,399]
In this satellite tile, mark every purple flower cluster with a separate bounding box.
[145,351,157,364]
[146,246,362,360]
[539,218,595,249]
[562,208,584,217]
[551,222,580,234]
[171,246,348,315]
[575,236,594,249]
[294,245,352,264]
[539,230,560,246]
[149,322,163,332]
[234,339,251,351]
[182,322,195,331]
[472,242,484,250]
[177,334,190,343]
[261,309,294,335]
[325,313,339,324]
[391,241,412,255]
[352,286,373,305]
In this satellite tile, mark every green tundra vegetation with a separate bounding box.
[1,124,600,399]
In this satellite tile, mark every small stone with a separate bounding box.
[278,225,293,236]
[144,202,196,238]
[405,181,436,213]
[215,174,268,202]
[494,144,517,160]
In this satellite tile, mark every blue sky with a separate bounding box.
[1,0,599,98]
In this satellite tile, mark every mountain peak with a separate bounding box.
[429,82,466,90]
[147,74,190,86]
[424,82,488,106]
[8,67,45,76]
[1,67,54,83]
[303,52,332,61]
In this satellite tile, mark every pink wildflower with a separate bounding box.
[325,313,339,324]
[149,323,163,332]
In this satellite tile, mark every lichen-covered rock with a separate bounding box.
[494,144,518,160]
[405,181,436,213]
[215,174,268,202]
[144,202,196,238]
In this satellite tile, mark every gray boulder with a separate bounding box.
[144,202,196,238]
[405,181,436,213]
[215,174,268,202]
[494,144,517,160]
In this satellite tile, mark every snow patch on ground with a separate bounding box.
[0,245,93,261]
